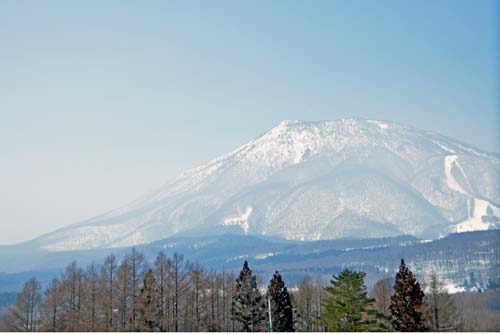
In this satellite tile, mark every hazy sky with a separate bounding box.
[1,0,499,244]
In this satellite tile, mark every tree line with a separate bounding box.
[0,249,464,332]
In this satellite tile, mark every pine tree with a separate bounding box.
[267,271,294,332]
[320,269,385,331]
[136,269,159,332]
[231,261,265,332]
[390,259,428,331]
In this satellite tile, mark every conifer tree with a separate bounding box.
[267,271,294,332]
[231,261,265,332]
[320,269,385,331]
[390,259,428,331]
[136,270,159,332]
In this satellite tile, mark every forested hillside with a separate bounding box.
[1,230,498,295]
[1,248,499,332]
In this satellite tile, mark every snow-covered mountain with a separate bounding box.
[29,119,500,251]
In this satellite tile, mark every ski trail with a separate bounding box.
[444,155,499,232]
[444,155,467,195]
[223,207,253,234]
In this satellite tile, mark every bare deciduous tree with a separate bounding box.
[5,277,41,332]
[424,272,462,331]
[370,277,392,327]
[99,255,117,331]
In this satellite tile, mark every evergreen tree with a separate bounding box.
[136,270,159,332]
[231,261,265,332]
[320,269,385,331]
[390,259,428,331]
[267,271,294,332]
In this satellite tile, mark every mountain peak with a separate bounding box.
[275,119,302,127]
[268,118,395,134]
[29,119,500,251]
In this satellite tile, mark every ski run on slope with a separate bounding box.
[444,155,499,232]
[33,119,499,251]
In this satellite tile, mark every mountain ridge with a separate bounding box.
[25,118,500,251]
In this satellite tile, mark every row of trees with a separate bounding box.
[1,249,463,332]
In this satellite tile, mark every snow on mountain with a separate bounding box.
[223,207,253,234]
[28,119,500,251]
[443,154,500,232]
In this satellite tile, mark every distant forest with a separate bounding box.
[1,249,499,332]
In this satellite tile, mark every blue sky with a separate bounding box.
[1,0,499,244]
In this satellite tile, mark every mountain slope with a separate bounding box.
[29,119,500,251]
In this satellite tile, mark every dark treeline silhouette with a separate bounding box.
[0,250,475,332]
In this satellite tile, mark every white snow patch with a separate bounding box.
[225,254,247,262]
[443,156,500,232]
[453,142,491,158]
[42,224,131,251]
[444,155,467,195]
[344,244,389,251]
[455,198,497,232]
[35,119,500,251]
[431,140,456,154]
[254,252,277,260]
[367,120,389,129]
[444,283,466,294]
[223,207,253,234]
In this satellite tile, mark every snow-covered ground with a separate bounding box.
[223,207,253,234]
[31,119,499,251]
[443,154,500,232]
